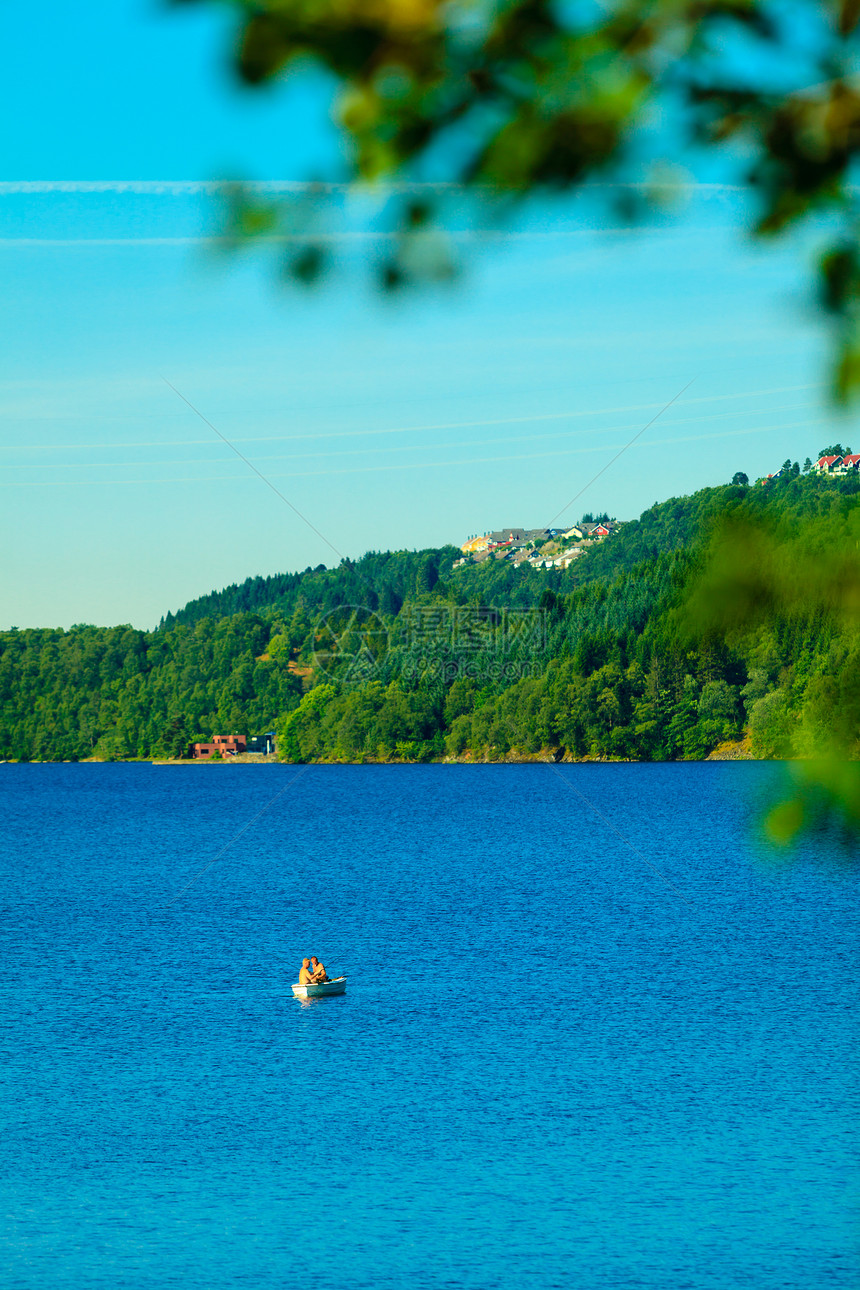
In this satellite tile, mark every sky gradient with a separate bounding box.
[2,2,855,629]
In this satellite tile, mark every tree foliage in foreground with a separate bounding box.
[188,0,860,396]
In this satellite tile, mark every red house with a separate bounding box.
[193,734,247,759]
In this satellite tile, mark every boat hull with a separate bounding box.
[291,976,347,998]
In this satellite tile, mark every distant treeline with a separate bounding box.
[2,471,858,763]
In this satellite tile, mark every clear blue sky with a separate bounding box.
[1,1,854,629]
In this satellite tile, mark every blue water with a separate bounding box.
[1,762,856,1289]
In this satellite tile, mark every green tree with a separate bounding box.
[748,690,794,759]
[156,715,193,760]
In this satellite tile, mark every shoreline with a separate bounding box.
[150,735,755,766]
[148,738,756,765]
[1,738,759,766]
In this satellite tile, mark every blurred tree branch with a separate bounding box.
[682,503,860,846]
[181,0,860,394]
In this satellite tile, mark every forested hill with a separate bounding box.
[2,469,859,764]
[160,470,859,629]
[159,548,463,629]
[158,485,728,627]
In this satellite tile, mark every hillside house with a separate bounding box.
[487,529,528,549]
[193,734,246,759]
[815,455,843,474]
[461,520,620,557]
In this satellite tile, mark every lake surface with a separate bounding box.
[1,762,857,1289]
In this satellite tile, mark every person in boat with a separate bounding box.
[309,956,328,983]
[298,958,314,985]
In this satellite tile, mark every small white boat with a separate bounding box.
[291,976,347,999]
